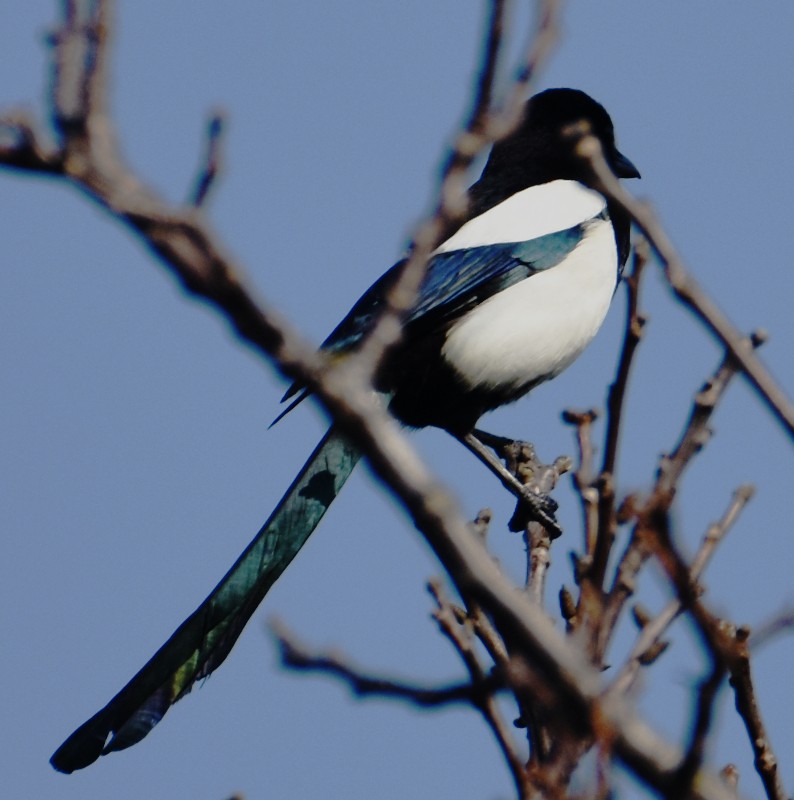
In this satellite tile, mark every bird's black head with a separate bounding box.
[479,88,639,200]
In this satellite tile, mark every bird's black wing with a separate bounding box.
[323,219,591,351]
[276,219,592,410]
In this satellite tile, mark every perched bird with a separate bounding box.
[51,88,639,773]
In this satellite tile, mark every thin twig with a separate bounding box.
[601,336,763,651]
[609,485,755,697]
[630,482,780,800]
[454,602,510,666]
[729,626,787,800]
[633,507,738,799]
[602,237,649,477]
[428,580,528,798]
[593,239,649,591]
[525,523,551,606]
[659,332,766,496]
[561,409,599,556]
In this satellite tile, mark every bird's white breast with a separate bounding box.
[441,216,618,393]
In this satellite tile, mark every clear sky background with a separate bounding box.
[2,3,794,799]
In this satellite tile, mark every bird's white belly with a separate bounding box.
[441,219,618,392]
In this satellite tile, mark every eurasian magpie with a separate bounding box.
[51,87,639,773]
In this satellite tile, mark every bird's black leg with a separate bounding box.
[457,429,566,538]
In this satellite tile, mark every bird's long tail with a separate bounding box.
[51,426,360,773]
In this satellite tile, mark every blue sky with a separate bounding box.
[2,3,794,798]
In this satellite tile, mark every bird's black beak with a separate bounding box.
[612,148,641,179]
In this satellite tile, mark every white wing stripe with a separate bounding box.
[436,180,606,253]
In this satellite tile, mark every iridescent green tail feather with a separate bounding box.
[51,426,360,773]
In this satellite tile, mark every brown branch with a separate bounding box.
[451,600,510,668]
[658,332,765,497]
[599,516,653,660]
[570,128,794,443]
[561,408,615,666]
[630,506,737,798]
[729,627,787,800]
[609,485,755,697]
[562,408,599,557]
[525,523,552,606]
[633,496,784,800]
[517,452,570,605]
[602,336,762,651]
[51,0,109,133]
[270,619,502,709]
[559,586,578,632]
[428,580,528,798]
[508,447,570,604]
[592,239,650,586]
[601,237,649,477]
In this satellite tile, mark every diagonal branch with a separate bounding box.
[570,128,794,443]
[601,338,761,657]
[608,485,755,698]
[428,579,528,798]
[658,331,766,497]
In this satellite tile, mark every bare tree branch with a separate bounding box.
[729,626,788,800]
[428,580,528,798]
[633,497,785,800]
[569,127,794,443]
[658,333,766,497]
[609,485,755,697]
[270,619,502,708]
[562,408,599,559]
[602,237,649,477]
[601,335,763,655]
